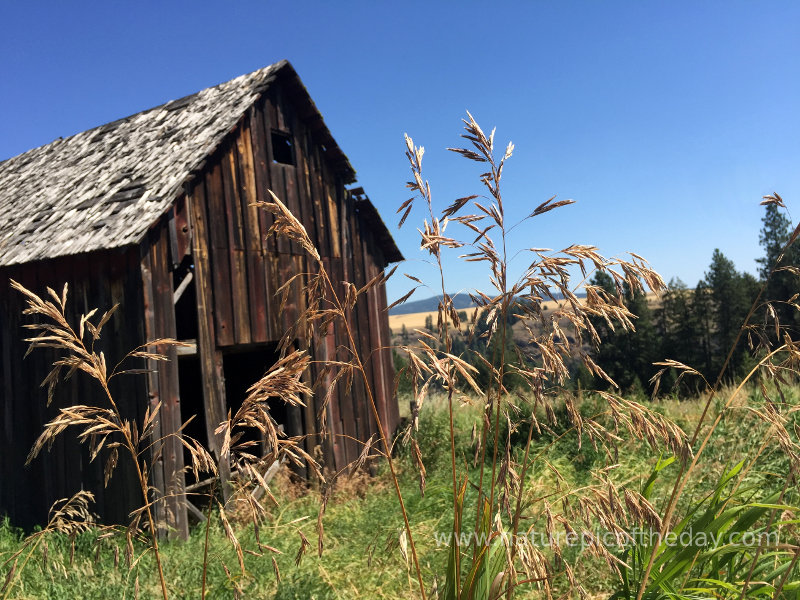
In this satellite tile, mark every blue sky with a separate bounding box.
[2,2,799,303]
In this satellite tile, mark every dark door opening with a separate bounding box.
[173,258,197,341]
[177,353,207,486]
[222,344,284,457]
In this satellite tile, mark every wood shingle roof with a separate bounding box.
[0,60,385,266]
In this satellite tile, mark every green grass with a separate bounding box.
[1,389,797,599]
[0,475,448,599]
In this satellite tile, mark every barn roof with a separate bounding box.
[0,60,401,266]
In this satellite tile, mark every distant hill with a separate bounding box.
[388,291,587,315]
[388,294,476,315]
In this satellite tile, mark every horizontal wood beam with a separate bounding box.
[175,340,197,356]
[173,270,193,304]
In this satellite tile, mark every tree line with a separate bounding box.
[393,204,798,398]
[579,204,800,395]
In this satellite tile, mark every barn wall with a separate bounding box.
[184,85,397,474]
[140,221,189,538]
[0,77,400,532]
[0,248,147,529]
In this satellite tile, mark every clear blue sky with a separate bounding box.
[2,2,799,303]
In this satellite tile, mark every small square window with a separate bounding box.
[271,130,294,165]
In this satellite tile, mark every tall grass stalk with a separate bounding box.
[7,282,189,599]
[262,114,685,597]
[399,114,682,598]
[7,280,318,598]
[258,192,428,597]
[635,193,800,599]
[7,119,800,600]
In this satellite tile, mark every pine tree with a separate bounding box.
[757,203,800,335]
[624,281,658,392]
[704,249,757,380]
[588,272,657,393]
[692,280,714,379]
[757,204,792,280]
[655,278,702,392]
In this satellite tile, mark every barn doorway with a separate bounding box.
[177,353,207,484]
[174,256,205,480]
[172,257,197,341]
[222,343,284,454]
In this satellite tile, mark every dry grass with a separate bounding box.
[3,278,321,600]
[389,311,441,332]
[389,119,800,599]
[387,114,697,599]
[389,296,662,332]
[6,115,800,600]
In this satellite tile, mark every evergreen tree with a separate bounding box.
[704,249,758,380]
[588,272,657,393]
[393,349,414,394]
[757,203,800,335]
[655,278,702,392]
[757,204,792,280]
[624,280,658,391]
[691,279,715,379]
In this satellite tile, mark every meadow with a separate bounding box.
[2,387,796,599]
[2,116,800,600]
[387,299,566,333]
[0,388,786,599]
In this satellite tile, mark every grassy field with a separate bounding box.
[2,387,789,599]
[388,294,660,334]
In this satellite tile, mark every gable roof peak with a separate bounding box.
[0,60,359,266]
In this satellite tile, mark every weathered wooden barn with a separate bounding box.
[0,60,402,536]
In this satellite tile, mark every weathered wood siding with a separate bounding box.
[0,71,399,532]
[0,249,147,529]
[140,222,189,538]
[184,86,398,473]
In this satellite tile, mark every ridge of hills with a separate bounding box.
[387,292,587,315]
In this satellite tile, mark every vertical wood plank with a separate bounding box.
[205,162,235,346]
[375,259,400,435]
[153,224,189,539]
[348,198,378,443]
[6,266,33,524]
[261,95,291,255]
[0,269,16,519]
[293,253,315,475]
[250,102,277,254]
[335,196,360,464]
[264,254,282,343]
[320,258,344,472]
[58,257,98,519]
[110,248,148,525]
[140,240,167,529]
[269,88,284,131]
[16,264,51,523]
[222,142,252,345]
[237,118,269,343]
[325,179,341,258]
[188,182,232,500]
[290,113,318,253]
[362,234,390,441]
[308,143,332,258]
[32,259,69,506]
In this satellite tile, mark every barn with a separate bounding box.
[0,60,402,537]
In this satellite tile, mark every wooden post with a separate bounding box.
[189,181,233,501]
